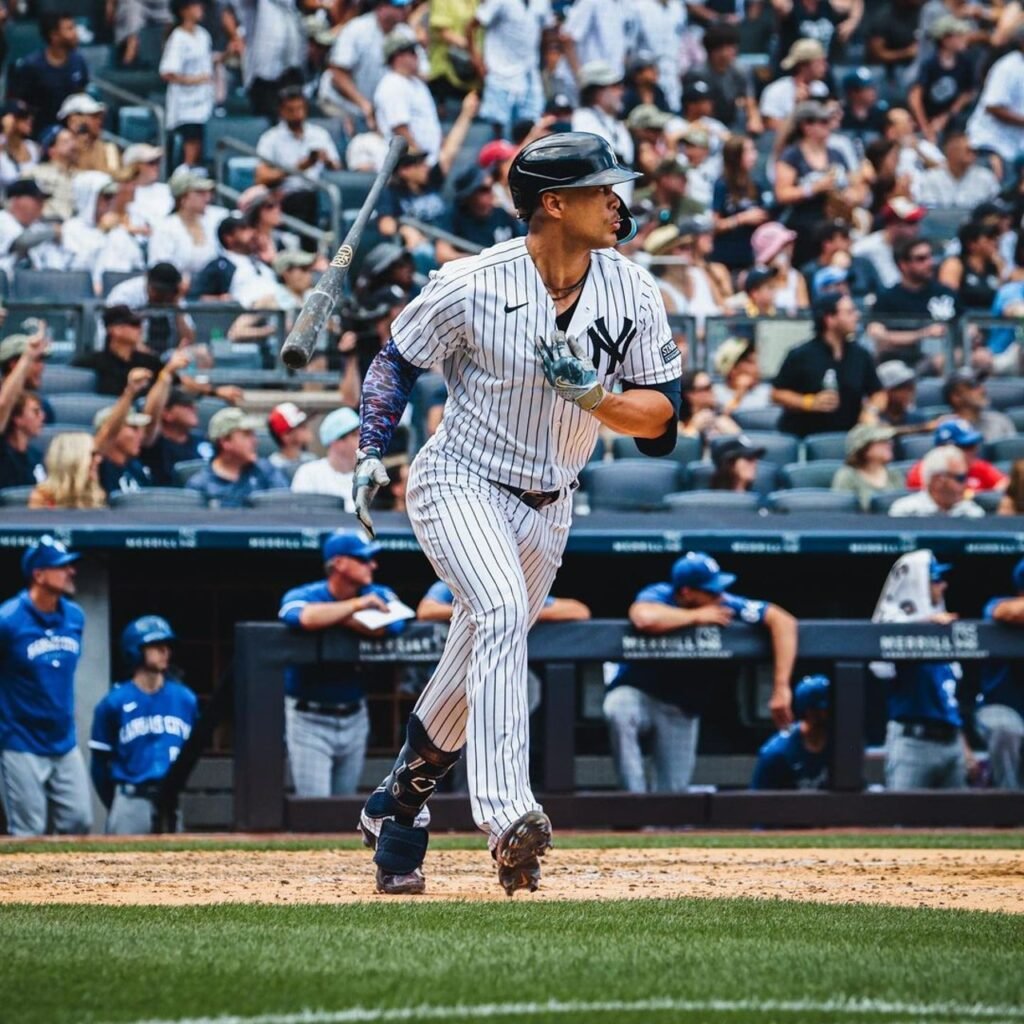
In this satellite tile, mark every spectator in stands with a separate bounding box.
[713,338,772,415]
[907,16,975,145]
[692,23,761,133]
[976,557,1024,787]
[636,3,692,112]
[678,368,740,442]
[375,25,444,166]
[160,0,216,173]
[621,53,669,118]
[560,0,632,81]
[966,21,1024,182]
[256,86,340,235]
[773,101,864,268]
[195,213,277,303]
[772,0,863,63]
[290,406,359,509]
[0,329,52,424]
[238,185,292,264]
[750,221,809,314]
[853,198,925,289]
[449,165,524,253]
[603,552,796,793]
[123,143,172,231]
[186,406,288,506]
[32,124,80,221]
[772,293,883,438]
[998,461,1024,515]
[106,261,201,354]
[709,434,766,492]
[112,0,174,66]
[8,12,89,135]
[0,339,46,492]
[865,0,927,76]
[723,264,778,318]
[750,673,831,791]
[881,108,949,197]
[320,0,410,128]
[943,366,1016,443]
[643,221,727,324]
[423,0,477,115]
[28,432,106,510]
[839,67,888,145]
[267,401,314,476]
[832,423,903,510]
[0,179,64,281]
[148,169,218,279]
[0,101,41,190]
[872,549,977,789]
[759,39,828,133]
[93,371,157,496]
[0,536,91,836]
[710,136,770,274]
[73,306,163,396]
[937,221,1002,314]
[58,94,120,176]
[626,103,673,181]
[571,62,634,204]
[278,529,407,797]
[905,418,1008,493]
[867,236,958,371]
[678,126,719,209]
[801,219,882,303]
[915,134,999,211]
[889,444,985,516]
[633,157,704,232]
[138,351,208,486]
[479,137,517,215]
[241,0,306,119]
[875,359,930,428]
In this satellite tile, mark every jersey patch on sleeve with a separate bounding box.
[660,340,677,364]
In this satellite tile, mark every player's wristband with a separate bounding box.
[577,384,606,412]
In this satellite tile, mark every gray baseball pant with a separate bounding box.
[884,721,966,789]
[975,704,1024,789]
[285,698,370,796]
[0,747,93,836]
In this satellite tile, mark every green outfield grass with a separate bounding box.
[3,829,1024,855]
[2,898,1023,1024]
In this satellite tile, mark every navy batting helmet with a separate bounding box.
[792,674,830,718]
[121,615,176,670]
[508,131,641,243]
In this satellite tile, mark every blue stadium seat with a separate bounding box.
[803,432,848,461]
[733,406,781,431]
[896,434,934,461]
[48,393,112,426]
[779,460,842,489]
[918,208,974,243]
[110,488,206,509]
[987,437,1024,463]
[225,157,259,194]
[256,430,277,459]
[322,170,376,213]
[12,269,94,301]
[172,459,207,486]
[248,490,344,510]
[869,489,913,514]
[0,485,35,506]
[611,434,702,466]
[206,116,271,159]
[975,490,1004,514]
[734,431,800,465]
[687,459,780,494]
[194,397,229,432]
[914,379,946,408]
[766,489,860,513]
[665,490,760,511]
[583,459,682,511]
[118,106,159,144]
[40,365,98,394]
[7,23,42,63]
[36,424,85,455]
[101,271,140,297]
[985,378,1024,410]
[1006,406,1024,432]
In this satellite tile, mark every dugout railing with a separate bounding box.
[233,619,1024,832]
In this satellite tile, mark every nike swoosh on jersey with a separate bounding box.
[123,701,138,712]
[504,301,528,314]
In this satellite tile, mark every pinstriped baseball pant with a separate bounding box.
[406,451,572,838]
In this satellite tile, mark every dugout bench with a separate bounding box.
[233,619,1024,833]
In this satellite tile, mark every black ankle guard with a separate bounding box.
[373,819,429,874]
[385,715,461,816]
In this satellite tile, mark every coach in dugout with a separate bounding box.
[0,536,92,836]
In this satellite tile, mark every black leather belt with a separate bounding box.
[897,719,958,743]
[117,782,162,798]
[294,699,363,718]
[492,480,574,510]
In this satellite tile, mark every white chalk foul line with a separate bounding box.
[125,998,1024,1024]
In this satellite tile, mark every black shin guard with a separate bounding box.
[376,715,461,823]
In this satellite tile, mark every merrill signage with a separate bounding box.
[359,630,447,663]
[878,623,988,660]
[621,627,733,660]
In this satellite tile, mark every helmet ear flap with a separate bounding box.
[614,196,637,245]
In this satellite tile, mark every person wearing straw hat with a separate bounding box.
[832,423,904,510]
[712,337,772,414]
[759,38,828,133]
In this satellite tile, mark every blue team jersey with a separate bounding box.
[425,581,555,610]
[887,661,962,728]
[89,679,198,785]
[610,583,768,712]
[751,726,829,790]
[978,597,1024,718]
[0,590,85,756]
[279,579,406,703]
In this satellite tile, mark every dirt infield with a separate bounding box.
[2,844,1022,912]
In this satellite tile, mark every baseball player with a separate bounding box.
[89,616,198,834]
[976,557,1024,789]
[751,675,831,790]
[0,536,92,836]
[354,132,682,896]
[604,552,796,793]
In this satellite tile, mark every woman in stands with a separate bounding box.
[710,435,766,493]
[938,221,1004,313]
[148,170,218,280]
[160,0,216,172]
[678,369,740,446]
[750,220,810,314]
[0,100,40,191]
[997,460,1024,515]
[29,432,106,510]
[832,423,905,511]
[238,185,299,265]
[711,136,770,276]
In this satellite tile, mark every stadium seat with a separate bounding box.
[611,434,702,466]
[36,424,84,455]
[41,365,98,394]
[868,489,913,514]
[7,22,42,63]
[118,106,159,144]
[322,170,377,213]
[779,460,842,489]
[206,116,271,159]
[766,489,860,513]
[48,393,112,426]
[664,490,760,511]
[172,459,207,486]
[975,490,1004,514]
[0,485,35,506]
[889,460,915,481]
[986,437,1024,463]
[918,208,974,243]
[914,379,946,408]
[256,431,277,458]
[225,156,259,194]
[110,488,206,509]
[101,270,140,296]
[248,490,344,510]
[733,406,781,431]
[12,269,94,301]
[896,434,934,460]
[687,459,780,494]
[1006,406,1024,432]
[583,460,682,511]
[804,432,848,461]
[985,378,1024,410]
[194,397,229,432]
[740,431,800,465]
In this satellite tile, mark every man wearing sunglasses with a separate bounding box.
[889,444,985,517]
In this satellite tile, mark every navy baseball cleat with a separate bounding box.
[494,811,552,896]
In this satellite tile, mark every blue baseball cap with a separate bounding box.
[322,529,380,562]
[793,674,830,717]
[842,66,875,92]
[1013,557,1024,592]
[934,417,983,448]
[813,264,848,293]
[320,407,360,447]
[929,554,952,581]
[21,535,79,580]
[671,552,736,594]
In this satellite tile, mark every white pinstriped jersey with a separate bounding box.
[390,237,682,492]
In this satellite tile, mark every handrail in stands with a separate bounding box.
[398,216,484,255]
[92,76,168,176]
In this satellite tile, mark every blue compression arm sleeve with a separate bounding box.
[359,340,426,456]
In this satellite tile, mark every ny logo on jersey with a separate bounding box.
[587,317,637,375]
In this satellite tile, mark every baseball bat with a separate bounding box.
[280,135,408,370]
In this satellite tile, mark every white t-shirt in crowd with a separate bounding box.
[759,76,800,122]
[290,458,355,510]
[852,230,900,289]
[148,213,218,277]
[0,209,68,280]
[0,140,40,190]
[256,120,340,192]
[633,0,688,112]
[562,0,634,79]
[222,249,277,304]
[129,181,174,231]
[914,164,1000,209]
[475,0,554,89]
[326,11,387,104]
[160,25,215,129]
[967,50,1024,163]
[374,71,442,165]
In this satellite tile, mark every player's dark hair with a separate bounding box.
[39,11,73,42]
